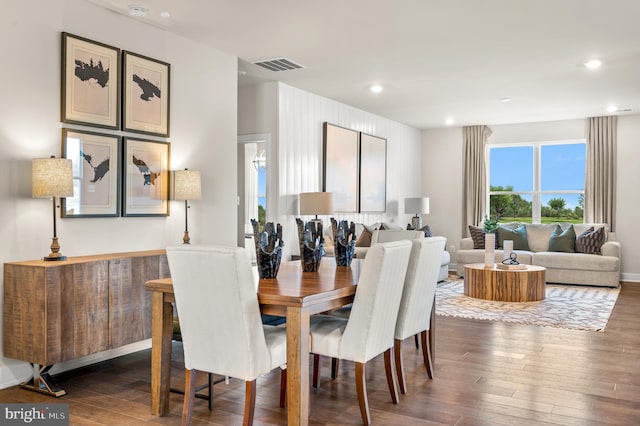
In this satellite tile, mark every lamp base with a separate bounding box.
[411,215,422,230]
[43,254,67,261]
[44,237,66,261]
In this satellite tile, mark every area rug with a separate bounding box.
[435,279,620,332]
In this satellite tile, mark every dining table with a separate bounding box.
[145,257,362,426]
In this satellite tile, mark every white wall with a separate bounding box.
[0,0,238,388]
[239,82,423,259]
[422,117,640,281]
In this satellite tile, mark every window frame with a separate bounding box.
[486,139,586,224]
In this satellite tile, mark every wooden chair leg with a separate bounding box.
[207,372,213,411]
[394,339,407,394]
[243,380,257,426]
[279,369,287,408]
[312,354,320,388]
[421,330,434,379]
[181,368,197,426]
[355,362,371,426]
[383,348,399,404]
[414,334,419,349]
[331,357,339,379]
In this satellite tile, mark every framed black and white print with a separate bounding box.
[123,137,170,216]
[61,128,121,217]
[61,33,120,128]
[322,122,360,213]
[359,132,387,212]
[123,51,170,137]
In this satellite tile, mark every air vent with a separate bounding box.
[253,58,305,72]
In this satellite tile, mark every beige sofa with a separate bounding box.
[455,223,621,287]
[325,225,450,282]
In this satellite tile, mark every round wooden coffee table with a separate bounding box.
[463,263,546,302]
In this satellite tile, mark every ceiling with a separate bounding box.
[88,0,640,130]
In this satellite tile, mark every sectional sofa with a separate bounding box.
[455,222,621,287]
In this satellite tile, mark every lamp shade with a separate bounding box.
[404,197,430,215]
[299,192,333,215]
[172,169,202,201]
[32,158,74,198]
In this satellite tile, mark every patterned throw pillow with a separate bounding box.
[497,225,530,250]
[575,226,605,255]
[468,225,497,249]
[548,224,576,253]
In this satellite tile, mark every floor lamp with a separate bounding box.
[32,157,74,261]
[172,169,202,244]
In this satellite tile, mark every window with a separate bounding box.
[488,141,586,224]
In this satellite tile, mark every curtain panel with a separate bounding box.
[462,125,492,235]
[584,116,617,231]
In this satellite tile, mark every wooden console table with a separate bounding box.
[3,250,169,396]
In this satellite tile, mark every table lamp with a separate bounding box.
[404,197,430,230]
[32,156,74,261]
[299,192,333,222]
[172,169,202,244]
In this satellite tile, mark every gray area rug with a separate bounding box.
[436,279,620,332]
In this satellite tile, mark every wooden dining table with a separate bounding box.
[145,257,362,426]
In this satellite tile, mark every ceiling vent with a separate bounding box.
[253,58,305,72]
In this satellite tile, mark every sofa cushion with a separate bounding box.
[532,251,619,272]
[575,226,606,255]
[548,224,576,253]
[497,225,530,250]
[524,223,557,252]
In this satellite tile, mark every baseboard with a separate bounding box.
[0,339,152,390]
[621,272,640,283]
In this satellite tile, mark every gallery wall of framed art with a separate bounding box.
[59,32,171,218]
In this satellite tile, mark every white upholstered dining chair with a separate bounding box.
[309,240,412,425]
[394,236,446,393]
[166,245,287,426]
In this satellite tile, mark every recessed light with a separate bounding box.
[128,5,148,17]
[160,11,171,19]
[445,118,454,125]
[370,85,383,93]
[584,59,602,69]
[499,97,511,102]
[606,105,618,113]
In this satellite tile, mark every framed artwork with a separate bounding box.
[359,133,387,212]
[61,32,120,129]
[123,51,170,137]
[322,122,360,213]
[123,138,170,216]
[61,129,121,217]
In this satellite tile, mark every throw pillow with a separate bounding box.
[468,225,497,249]
[548,224,576,253]
[355,224,377,247]
[575,226,605,255]
[497,225,530,250]
[409,223,433,237]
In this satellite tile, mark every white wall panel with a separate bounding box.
[276,83,422,258]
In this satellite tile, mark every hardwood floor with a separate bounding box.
[1,282,639,425]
